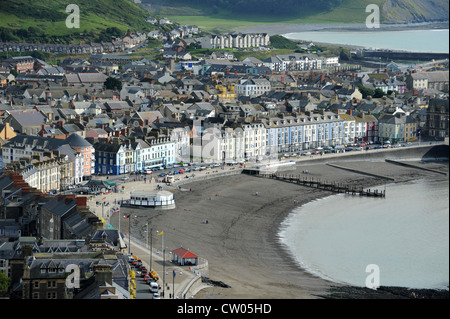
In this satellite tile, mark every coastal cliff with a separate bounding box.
[382,0,449,24]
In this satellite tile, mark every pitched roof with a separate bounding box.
[41,196,77,217]
[66,133,92,147]
[172,247,198,258]
[8,110,47,126]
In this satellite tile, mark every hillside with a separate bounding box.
[382,0,449,23]
[0,0,155,43]
[143,0,449,33]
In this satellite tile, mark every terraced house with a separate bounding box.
[263,53,322,72]
[93,141,126,175]
[378,113,418,144]
[264,112,345,154]
[201,33,270,49]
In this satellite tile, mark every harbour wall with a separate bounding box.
[295,144,449,166]
[363,50,449,61]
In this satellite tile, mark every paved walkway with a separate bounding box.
[86,170,220,299]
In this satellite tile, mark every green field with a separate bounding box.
[147,0,387,33]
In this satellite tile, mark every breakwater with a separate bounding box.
[362,50,449,60]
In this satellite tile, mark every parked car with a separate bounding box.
[152,293,161,299]
[402,142,412,147]
[149,282,159,293]
[158,173,167,177]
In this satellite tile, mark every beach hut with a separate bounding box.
[171,247,198,266]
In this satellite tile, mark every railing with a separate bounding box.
[128,199,175,206]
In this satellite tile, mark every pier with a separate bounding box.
[245,170,386,198]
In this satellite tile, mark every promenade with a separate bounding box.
[84,142,448,299]
[86,166,234,299]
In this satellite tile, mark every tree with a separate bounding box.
[104,77,122,91]
[357,84,374,99]
[0,270,10,297]
[373,88,385,98]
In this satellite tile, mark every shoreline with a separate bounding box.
[237,21,449,54]
[116,149,449,299]
[236,21,449,36]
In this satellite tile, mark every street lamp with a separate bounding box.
[172,270,176,299]
[144,224,153,271]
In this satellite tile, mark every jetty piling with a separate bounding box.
[253,171,385,198]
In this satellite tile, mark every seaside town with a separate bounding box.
[0,2,449,302]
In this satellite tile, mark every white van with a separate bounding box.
[149,282,159,293]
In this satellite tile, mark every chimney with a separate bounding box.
[76,197,87,207]
[94,264,113,285]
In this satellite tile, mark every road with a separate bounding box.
[86,174,207,299]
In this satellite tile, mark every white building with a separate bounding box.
[138,137,176,170]
[235,78,271,97]
[201,33,270,49]
[129,191,175,209]
[242,122,266,160]
[321,55,340,68]
[339,114,357,144]
[263,53,322,72]
[170,127,191,163]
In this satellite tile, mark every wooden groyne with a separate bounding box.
[252,172,386,198]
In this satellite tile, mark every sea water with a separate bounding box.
[279,178,449,289]
[283,29,449,53]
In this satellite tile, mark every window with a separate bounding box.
[47,292,57,299]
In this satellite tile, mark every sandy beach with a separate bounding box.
[108,146,449,299]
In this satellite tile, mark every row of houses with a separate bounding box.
[200,33,271,49]
[0,33,147,55]
[93,136,176,175]
[263,53,323,72]
[190,108,422,162]
[1,133,94,189]
[0,169,135,299]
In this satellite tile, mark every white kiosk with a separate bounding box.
[129,191,175,209]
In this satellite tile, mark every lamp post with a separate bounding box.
[157,230,165,297]
[172,270,176,299]
[144,224,153,271]
[128,215,131,255]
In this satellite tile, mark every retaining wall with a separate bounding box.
[295,144,449,166]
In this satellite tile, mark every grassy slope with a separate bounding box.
[144,0,396,33]
[0,0,152,36]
